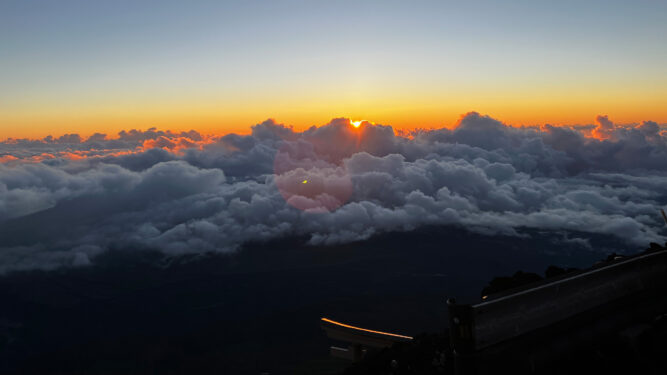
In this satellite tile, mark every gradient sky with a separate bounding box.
[2,0,667,139]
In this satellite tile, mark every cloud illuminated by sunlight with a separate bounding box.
[2,113,667,272]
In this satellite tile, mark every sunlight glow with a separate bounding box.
[351,120,363,128]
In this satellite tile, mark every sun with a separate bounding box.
[350,120,364,128]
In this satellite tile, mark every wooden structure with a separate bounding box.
[320,317,413,360]
[448,249,667,374]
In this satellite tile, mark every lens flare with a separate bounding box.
[273,142,353,213]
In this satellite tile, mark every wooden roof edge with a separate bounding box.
[321,317,413,341]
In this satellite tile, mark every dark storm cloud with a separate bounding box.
[1,113,666,273]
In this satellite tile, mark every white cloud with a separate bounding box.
[0,113,666,273]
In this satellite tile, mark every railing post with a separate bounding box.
[350,344,363,361]
[448,298,476,375]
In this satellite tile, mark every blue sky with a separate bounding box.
[2,0,666,137]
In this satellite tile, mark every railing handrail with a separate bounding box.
[475,249,667,308]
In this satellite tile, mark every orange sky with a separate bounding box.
[3,77,667,140]
[3,2,667,140]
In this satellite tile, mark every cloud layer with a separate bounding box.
[1,113,666,273]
